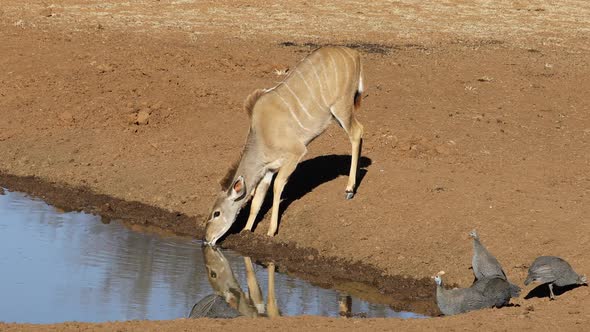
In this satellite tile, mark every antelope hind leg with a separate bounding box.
[330,101,364,199]
[345,117,363,199]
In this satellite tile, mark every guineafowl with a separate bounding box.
[469,229,506,279]
[433,271,516,315]
[433,271,481,315]
[469,230,522,296]
[188,294,241,318]
[524,256,587,300]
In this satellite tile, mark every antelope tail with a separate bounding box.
[354,62,364,110]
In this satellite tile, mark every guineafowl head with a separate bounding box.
[468,229,479,239]
[432,271,445,286]
[578,274,587,285]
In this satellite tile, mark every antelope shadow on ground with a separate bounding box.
[223,154,372,238]
[524,283,587,299]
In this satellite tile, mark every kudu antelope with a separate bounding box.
[204,46,365,245]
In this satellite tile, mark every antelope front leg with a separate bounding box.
[244,256,265,314]
[268,150,305,236]
[244,172,274,232]
[345,118,364,199]
[267,262,280,318]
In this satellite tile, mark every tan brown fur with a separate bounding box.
[243,89,266,118]
[218,157,241,190]
[220,88,268,189]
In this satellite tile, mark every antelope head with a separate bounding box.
[204,176,247,245]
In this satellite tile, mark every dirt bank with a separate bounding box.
[1,0,589,330]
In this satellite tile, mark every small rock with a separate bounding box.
[307,255,314,261]
[136,110,150,125]
[150,101,163,110]
[126,113,137,125]
[97,64,114,73]
[397,141,411,151]
[58,111,74,123]
[435,145,450,155]
[39,8,53,17]
[432,186,446,193]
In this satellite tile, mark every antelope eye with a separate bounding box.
[210,271,217,278]
[213,211,221,218]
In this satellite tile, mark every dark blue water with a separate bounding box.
[0,188,427,323]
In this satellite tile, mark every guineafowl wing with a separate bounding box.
[527,264,557,285]
[460,289,490,313]
[480,278,514,308]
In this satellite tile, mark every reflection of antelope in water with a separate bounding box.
[338,293,353,317]
[190,247,369,319]
[204,46,365,245]
[189,246,279,318]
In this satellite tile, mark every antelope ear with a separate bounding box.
[229,176,246,200]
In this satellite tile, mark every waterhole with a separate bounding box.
[0,188,428,323]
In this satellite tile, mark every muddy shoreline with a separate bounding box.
[0,172,437,316]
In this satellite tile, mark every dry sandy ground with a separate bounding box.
[1,0,590,330]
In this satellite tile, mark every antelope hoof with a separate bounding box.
[345,191,355,200]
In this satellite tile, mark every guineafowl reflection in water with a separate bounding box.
[189,246,279,318]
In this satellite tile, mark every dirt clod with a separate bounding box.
[58,112,74,123]
[136,110,150,125]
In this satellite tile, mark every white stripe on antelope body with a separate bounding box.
[204,46,365,245]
